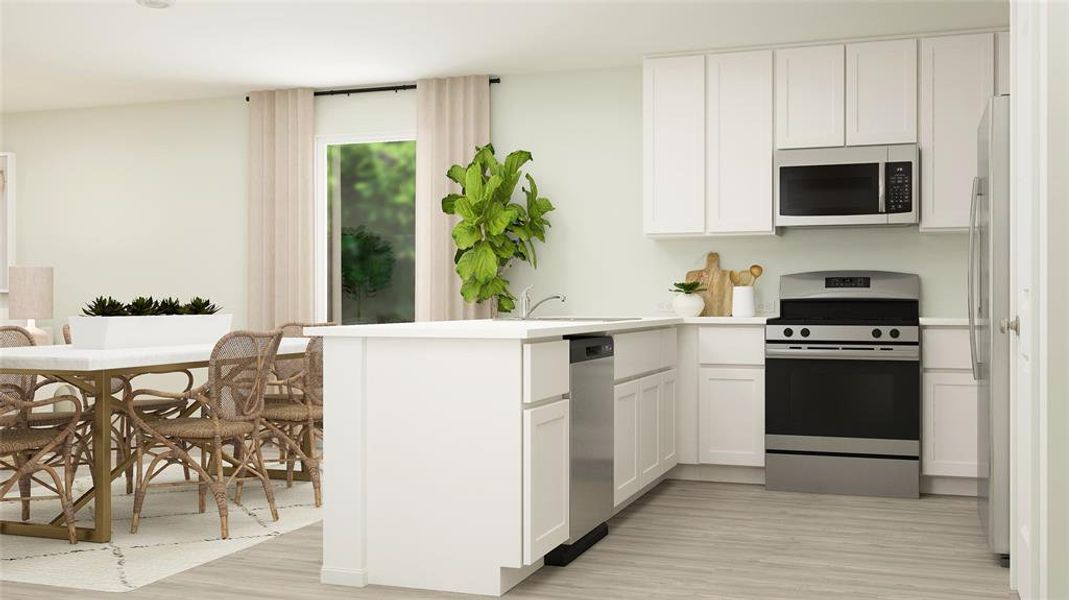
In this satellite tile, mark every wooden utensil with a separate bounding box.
[750,264,764,283]
[737,271,753,286]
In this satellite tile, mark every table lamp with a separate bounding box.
[9,266,54,345]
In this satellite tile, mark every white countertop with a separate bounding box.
[0,337,309,372]
[919,317,969,327]
[305,317,683,340]
[682,316,770,325]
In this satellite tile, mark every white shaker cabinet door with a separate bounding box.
[613,380,641,506]
[919,33,995,231]
[698,366,765,466]
[922,371,980,478]
[706,50,774,234]
[637,373,663,488]
[643,55,706,235]
[846,39,918,145]
[775,45,845,149]
[522,398,570,565]
[659,369,679,473]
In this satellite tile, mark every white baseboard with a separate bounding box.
[668,464,978,497]
[922,475,978,496]
[669,463,765,485]
[321,566,368,587]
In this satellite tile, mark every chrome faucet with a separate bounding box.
[519,285,567,319]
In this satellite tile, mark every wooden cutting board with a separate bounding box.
[685,252,733,316]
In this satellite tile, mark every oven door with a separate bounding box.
[765,354,920,445]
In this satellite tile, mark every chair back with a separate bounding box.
[304,336,324,406]
[274,322,332,382]
[0,326,37,400]
[208,330,282,422]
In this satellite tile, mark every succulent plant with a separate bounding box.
[157,297,183,315]
[181,297,221,315]
[82,296,129,317]
[126,296,161,316]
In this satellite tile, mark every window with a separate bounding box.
[320,138,416,324]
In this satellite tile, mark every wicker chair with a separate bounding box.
[0,387,85,544]
[61,323,194,492]
[261,335,323,507]
[125,330,283,539]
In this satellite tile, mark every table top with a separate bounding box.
[0,337,309,372]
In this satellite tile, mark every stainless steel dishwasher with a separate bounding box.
[545,336,614,567]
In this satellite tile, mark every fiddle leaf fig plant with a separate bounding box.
[441,144,554,313]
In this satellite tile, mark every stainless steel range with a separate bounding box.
[764,271,921,498]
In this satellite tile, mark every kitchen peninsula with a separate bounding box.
[307,317,681,596]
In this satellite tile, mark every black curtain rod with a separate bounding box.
[244,78,500,102]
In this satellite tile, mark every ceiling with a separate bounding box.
[1,0,1008,113]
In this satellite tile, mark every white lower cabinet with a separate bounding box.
[922,371,979,478]
[698,366,765,467]
[522,398,570,564]
[614,369,678,507]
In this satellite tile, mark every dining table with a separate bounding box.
[0,336,309,543]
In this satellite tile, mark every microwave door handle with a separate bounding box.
[877,162,886,213]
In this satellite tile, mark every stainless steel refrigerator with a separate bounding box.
[969,94,1010,566]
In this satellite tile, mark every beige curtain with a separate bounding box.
[246,88,315,330]
[415,76,491,321]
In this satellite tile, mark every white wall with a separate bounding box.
[0,97,248,335]
[490,66,969,318]
[315,90,416,136]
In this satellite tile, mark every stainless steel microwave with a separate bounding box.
[774,144,919,227]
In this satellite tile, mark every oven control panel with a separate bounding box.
[885,162,913,214]
[766,324,919,344]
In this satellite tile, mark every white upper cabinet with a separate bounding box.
[643,55,705,235]
[775,45,845,149]
[919,33,995,231]
[706,50,774,234]
[996,31,1010,96]
[845,39,918,145]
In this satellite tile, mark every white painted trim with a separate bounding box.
[312,131,416,323]
[320,567,368,587]
[0,152,15,294]
[646,27,1009,60]
[922,476,979,497]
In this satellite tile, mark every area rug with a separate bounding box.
[0,466,322,592]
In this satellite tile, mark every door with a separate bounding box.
[846,39,918,145]
[613,380,640,506]
[922,371,979,477]
[919,33,995,231]
[659,369,679,472]
[643,55,705,235]
[698,366,765,466]
[1010,2,1040,594]
[706,50,773,234]
[522,399,570,565]
[637,374,662,487]
[775,44,845,149]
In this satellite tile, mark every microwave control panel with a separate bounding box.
[885,162,913,213]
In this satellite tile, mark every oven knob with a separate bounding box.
[871,328,882,339]
[890,328,900,339]
[783,328,794,337]
[800,328,810,338]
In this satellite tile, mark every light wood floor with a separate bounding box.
[1,480,1012,599]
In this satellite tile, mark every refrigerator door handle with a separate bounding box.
[967,176,982,380]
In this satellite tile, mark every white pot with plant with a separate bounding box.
[669,281,706,317]
[441,144,555,315]
[68,296,232,349]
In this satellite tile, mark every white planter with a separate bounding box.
[67,314,233,349]
[731,287,755,318]
[672,294,705,317]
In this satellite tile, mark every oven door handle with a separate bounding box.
[766,346,920,361]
